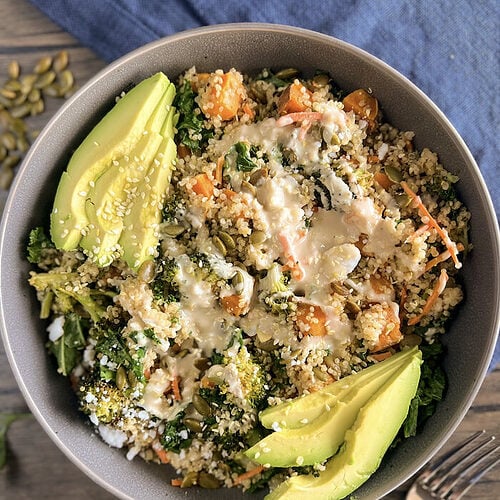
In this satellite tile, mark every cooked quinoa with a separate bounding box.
[27,66,470,493]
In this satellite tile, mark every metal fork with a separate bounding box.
[406,430,500,500]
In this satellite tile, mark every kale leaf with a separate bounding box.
[26,227,53,264]
[160,411,192,453]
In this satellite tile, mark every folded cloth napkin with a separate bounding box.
[29,0,500,370]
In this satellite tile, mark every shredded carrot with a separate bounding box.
[406,223,430,243]
[172,375,182,401]
[278,82,313,115]
[154,446,170,464]
[233,465,266,485]
[191,173,214,198]
[401,181,461,269]
[278,232,305,281]
[276,111,323,127]
[423,243,465,274]
[144,367,151,380]
[242,102,255,119]
[407,269,449,326]
[171,478,183,487]
[399,285,408,322]
[370,351,393,362]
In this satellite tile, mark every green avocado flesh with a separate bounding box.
[246,347,419,467]
[259,347,418,430]
[265,349,422,500]
[50,72,177,269]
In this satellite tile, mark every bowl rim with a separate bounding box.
[1,22,499,500]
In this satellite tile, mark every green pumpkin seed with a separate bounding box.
[8,61,20,80]
[180,471,198,488]
[194,357,210,372]
[323,354,336,369]
[255,337,277,351]
[35,70,56,89]
[232,270,244,288]
[127,370,138,387]
[0,165,14,189]
[274,68,300,80]
[27,88,41,103]
[4,79,22,92]
[198,472,221,489]
[249,167,267,185]
[312,73,330,87]
[395,192,411,208]
[241,179,256,196]
[176,348,189,359]
[313,366,330,382]
[116,366,128,390]
[183,417,203,433]
[44,83,63,97]
[53,50,69,72]
[345,299,361,316]
[20,74,37,94]
[218,231,236,250]
[249,230,266,245]
[34,55,52,74]
[0,146,7,162]
[11,103,32,119]
[16,136,30,153]
[0,88,16,100]
[384,165,403,183]
[331,282,350,296]
[0,95,12,108]
[212,235,227,256]
[0,110,12,127]
[10,117,27,135]
[137,259,155,282]
[1,132,17,150]
[31,99,45,115]
[192,393,212,416]
[400,333,422,348]
[163,224,185,237]
[59,69,74,92]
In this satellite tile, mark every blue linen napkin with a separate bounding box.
[28,0,500,370]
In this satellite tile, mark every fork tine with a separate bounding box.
[445,452,500,500]
[435,442,499,499]
[420,430,486,487]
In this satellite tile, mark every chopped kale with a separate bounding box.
[232,141,260,172]
[174,80,213,152]
[26,226,53,264]
[151,258,180,305]
[160,411,192,453]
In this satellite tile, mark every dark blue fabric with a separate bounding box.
[28,0,500,370]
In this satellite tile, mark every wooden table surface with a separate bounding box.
[0,1,498,498]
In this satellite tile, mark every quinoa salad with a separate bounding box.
[27,67,470,494]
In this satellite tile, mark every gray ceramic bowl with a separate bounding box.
[0,23,499,500]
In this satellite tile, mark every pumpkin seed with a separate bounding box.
[0,146,7,162]
[198,472,221,489]
[35,70,56,89]
[312,73,330,88]
[115,366,128,390]
[249,230,266,245]
[313,366,330,382]
[0,154,18,169]
[249,167,268,185]
[59,69,74,92]
[274,68,300,80]
[183,417,203,433]
[53,50,69,72]
[218,231,235,250]
[34,55,52,74]
[241,179,256,196]
[12,92,28,107]
[10,117,26,135]
[180,471,198,488]
[192,393,212,416]
[127,370,138,387]
[1,132,17,150]
[0,111,11,127]
[137,259,155,282]
[163,224,185,237]
[345,299,361,316]
[0,88,16,100]
[10,103,32,119]
[4,79,21,92]
[255,337,277,351]
[0,95,12,108]
[395,192,411,208]
[0,167,14,190]
[331,282,350,296]
[16,136,30,153]
[232,270,244,288]
[323,354,336,369]
[7,60,20,80]
[194,357,210,372]
[212,234,227,256]
[27,88,41,103]
[384,165,403,183]
[44,83,63,97]
[20,74,37,94]
[30,99,45,115]
[176,348,189,359]
[400,333,422,348]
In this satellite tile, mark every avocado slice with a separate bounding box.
[265,349,422,500]
[259,347,418,430]
[245,349,416,467]
[78,86,176,266]
[50,72,173,252]
[119,105,178,269]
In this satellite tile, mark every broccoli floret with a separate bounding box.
[29,271,106,322]
[258,263,293,315]
[151,258,180,304]
[78,377,129,424]
[232,346,267,409]
[26,226,53,264]
[189,252,221,284]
